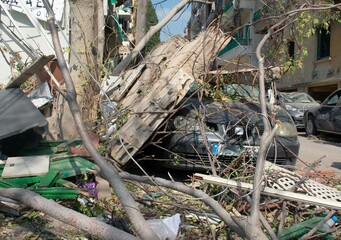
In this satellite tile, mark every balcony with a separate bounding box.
[253,7,275,34]
[220,2,234,30]
[216,37,252,67]
[221,1,255,31]
[224,0,254,13]
[239,0,254,9]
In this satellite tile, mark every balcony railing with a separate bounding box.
[224,2,234,13]
[218,37,251,57]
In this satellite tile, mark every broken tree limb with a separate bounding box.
[244,195,279,240]
[193,173,341,210]
[112,0,191,76]
[118,171,247,238]
[0,188,137,240]
[250,28,278,238]
[276,201,287,238]
[43,1,159,239]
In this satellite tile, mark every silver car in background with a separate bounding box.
[278,92,320,129]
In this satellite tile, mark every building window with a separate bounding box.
[317,27,330,60]
[288,41,295,60]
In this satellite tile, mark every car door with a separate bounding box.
[315,90,341,132]
[330,97,341,134]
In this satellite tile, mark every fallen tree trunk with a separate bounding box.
[0,188,137,240]
[42,1,159,239]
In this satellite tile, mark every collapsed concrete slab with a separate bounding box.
[109,29,227,166]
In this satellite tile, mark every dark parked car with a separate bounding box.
[278,92,320,129]
[139,84,300,170]
[304,88,341,136]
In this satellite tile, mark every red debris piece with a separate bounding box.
[69,132,100,157]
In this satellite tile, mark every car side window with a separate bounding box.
[325,91,341,106]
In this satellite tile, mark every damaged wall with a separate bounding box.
[0,1,70,85]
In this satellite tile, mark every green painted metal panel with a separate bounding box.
[32,187,80,199]
[1,176,40,187]
[0,178,17,188]
[223,2,233,14]
[55,178,77,188]
[280,214,334,240]
[50,156,96,179]
[29,171,62,188]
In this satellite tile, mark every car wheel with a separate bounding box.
[305,116,317,136]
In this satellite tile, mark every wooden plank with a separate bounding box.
[0,201,29,216]
[120,38,187,106]
[193,173,341,210]
[120,115,155,149]
[112,64,146,100]
[110,30,225,165]
[102,64,147,100]
[6,55,54,88]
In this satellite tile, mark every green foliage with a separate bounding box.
[262,0,341,75]
[76,201,104,217]
[23,211,48,229]
[145,0,160,53]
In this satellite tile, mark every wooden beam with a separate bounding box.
[6,55,54,89]
[194,173,341,210]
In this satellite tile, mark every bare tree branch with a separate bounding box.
[42,1,159,239]
[112,0,192,75]
[118,171,247,238]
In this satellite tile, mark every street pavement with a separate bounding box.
[296,132,341,177]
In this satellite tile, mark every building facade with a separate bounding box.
[187,0,341,102]
[278,21,341,102]
[186,0,266,73]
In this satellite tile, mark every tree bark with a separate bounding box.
[135,0,148,45]
[47,0,102,139]
[43,1,159,239]
[0,188,137,240]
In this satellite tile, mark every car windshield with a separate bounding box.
[222,84,259,100]
[279,92,316,104]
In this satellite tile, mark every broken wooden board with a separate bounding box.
[110,29,225,166]
[6,55,54,88]
[109,63,146,100]
[0,201,29,216]
[1,155,50,178]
